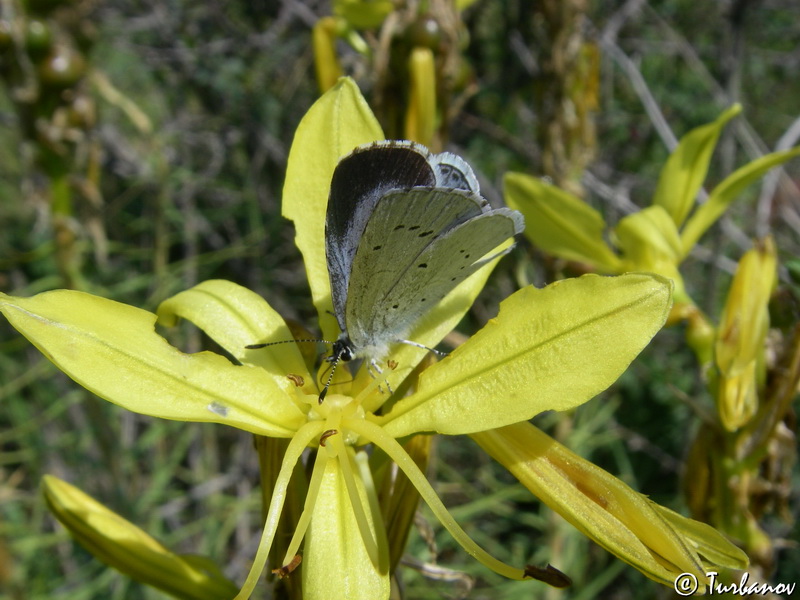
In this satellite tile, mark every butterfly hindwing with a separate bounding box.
[429,151,480,192]
[343,187,520,351]
[366,207,523,349]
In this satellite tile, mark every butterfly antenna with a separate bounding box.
[245,339,334,350]
[318,352,342,403]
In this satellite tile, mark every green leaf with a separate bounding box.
[653,104,741,227]
[380,273,673,437]
[156,280,310,396]
[504,172,621,272]
[282,77,384,342]
[0,290,305,437]
[680,147,800,254]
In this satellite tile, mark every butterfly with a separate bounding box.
[320,140,524,400]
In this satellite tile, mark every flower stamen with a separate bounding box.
[319,429,338,446]
[235,421,325,600]
[271,554,302,579]
[330,434,381,567]
[281,445,331,568]
[344,419,533,581]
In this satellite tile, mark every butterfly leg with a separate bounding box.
[367,358,394,395]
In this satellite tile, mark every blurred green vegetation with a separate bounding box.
[1,1,798,599]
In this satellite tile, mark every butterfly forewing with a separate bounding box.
[326,143,435,330]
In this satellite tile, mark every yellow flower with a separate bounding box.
[0,78,746,599]
[504,105,800,309]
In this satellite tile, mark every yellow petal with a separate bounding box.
[380,273,672,437]
[472,423,722,591]
[652,104,741,227]
[156,280,311,395]
[504,172,622,272]
[282,77,384,341]
[681,148,800,254]
[615,205,683,263]
[0,290,305,437]
[303,451,389,600]
[42,475,238,600]
[613,205,688,301]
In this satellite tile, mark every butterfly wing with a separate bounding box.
[429,151,480,192]
[344,187,523,353]
[326,142,435,331]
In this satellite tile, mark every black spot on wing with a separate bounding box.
[437,163,471,190]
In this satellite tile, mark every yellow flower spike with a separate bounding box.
[404,46,437,147]
[472,423,747,591]
[42,476,238,600]
[312,17,343,94]
[715,237,777,431]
